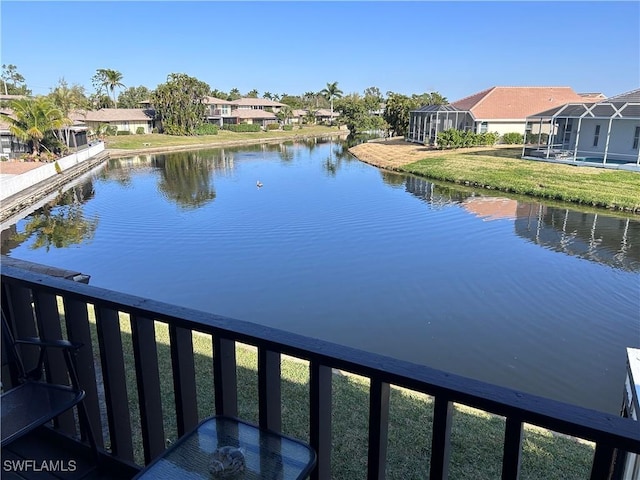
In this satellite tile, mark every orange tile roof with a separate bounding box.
[451,86,586,120]
[204,96,233,105]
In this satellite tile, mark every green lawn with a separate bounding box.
[86,311,594,479]
[400,148,640,213]
[104,125,344,150]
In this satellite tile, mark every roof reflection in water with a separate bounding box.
[404,175,640,272]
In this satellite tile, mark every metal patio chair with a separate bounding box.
[1,309,97,456]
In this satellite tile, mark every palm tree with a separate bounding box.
[302,91,316,107]
[48,79,89,147]
[304,108,318,125]
[93,69,124,107]
[319,82,343,121]
[5,97,69,156]
[276,105,293,125]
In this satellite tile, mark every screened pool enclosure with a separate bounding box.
[522,89,640,169]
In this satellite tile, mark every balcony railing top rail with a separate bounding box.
[2,263,639,480]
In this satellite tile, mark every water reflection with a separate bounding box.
[405,175,473,207]
[514,204,640,272]
[1,183,98,253]
[405,176,640,272]
[154,152,217,209]
[323,137,360,176]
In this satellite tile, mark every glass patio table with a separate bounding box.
[133,415,316,479]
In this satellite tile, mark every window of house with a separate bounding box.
[593,125,600,147]
[633,126,640,149]
[479,122,488,133]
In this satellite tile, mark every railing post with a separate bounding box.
[213,336,238,417]
[32,291,76,435]
[590,443,615,480]
[63,297,104,448]
[169,324,198,436]
[95,306,134,461]
[258,348,281,432]
[367,378,390,480]
[310,362,332,480]
[1,283,38,387]
[430,396,453,480]
[502,417,523,479]
[131,315,166,463]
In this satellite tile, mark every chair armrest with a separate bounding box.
[15,338,83,351]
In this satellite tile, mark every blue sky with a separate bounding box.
[1,1,638,101]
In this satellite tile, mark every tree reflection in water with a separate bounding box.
[12,184,98,251]
[155,151,216,209]
[322,134,363,176]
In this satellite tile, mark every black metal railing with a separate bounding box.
[1,264,639,480]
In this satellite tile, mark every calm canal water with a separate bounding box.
[2,138,639,414]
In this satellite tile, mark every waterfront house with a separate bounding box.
[0,108,87,158]
[407,86,588,145]
[289,108,339,125]
[229,97,287,114]
[209,98,285,127]
[226,108,278,127]
[0,112,29,159]
[291,109,307,124]
[83,108,156,135]
[314,108,339,125]
[203,96,234,126]
[522,88,640,168]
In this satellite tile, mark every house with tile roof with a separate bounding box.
[83,108,156,134]
[523,88,640,168]
[199,97,287,128]
[204,96,233,126]
[289,108,339,125]
[407,86,589,145]
[229,97,287,113]
[1,108,88,159]
[227,108,278,128]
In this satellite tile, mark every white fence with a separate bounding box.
[0,142,105,201]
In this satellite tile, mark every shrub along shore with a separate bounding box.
[349,140,640,213]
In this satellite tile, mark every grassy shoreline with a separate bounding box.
[350,143,640,213]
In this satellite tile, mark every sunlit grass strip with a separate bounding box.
[105,125,344,150]
[74,307,593,479]
[400,149,640,212]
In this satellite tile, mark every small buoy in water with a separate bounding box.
[256,180,263,187]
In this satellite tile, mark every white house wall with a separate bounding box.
[85,120,153,134]
[478,121,528,136]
